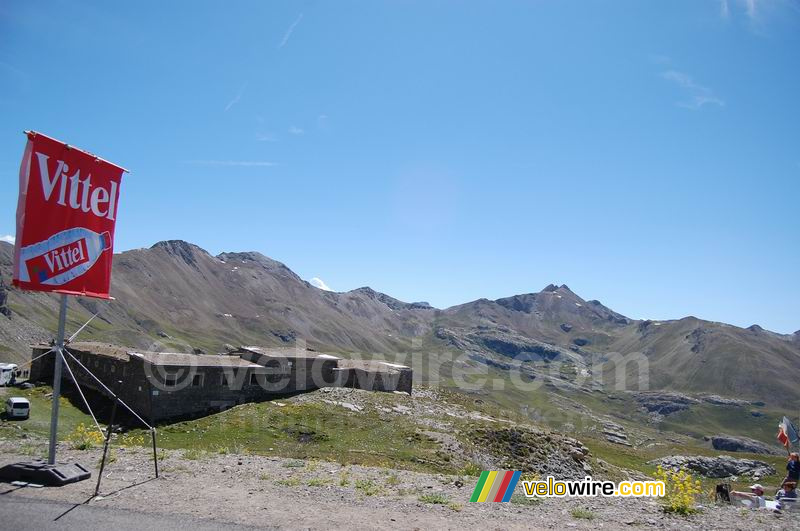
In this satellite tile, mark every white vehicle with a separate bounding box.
[0,363,18,386]
[5,397,30,420]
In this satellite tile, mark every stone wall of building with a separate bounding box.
[30,345,154,425]
[331,361,413,394]
[30,343,413,424]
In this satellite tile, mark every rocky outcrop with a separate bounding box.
[151,240,208,269]
[700,395,751,407]
[650,455,775,479]
[602,421,631,446]
[0,278,10,318]
[636,392,698,415]
[435,326,567,362]
[710,435,781,456]
[350,287,435,312]
[472,427,591,480]
[271,329,297,343]
[635,391,753,417]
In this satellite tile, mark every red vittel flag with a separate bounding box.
[12,132,126,299]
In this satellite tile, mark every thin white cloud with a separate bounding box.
[279,13,304,49]
[0,235,14,244]
[309,277,332,291]
[184,160,279,167]
[721,0,762,20]
[289,126,304,135]
[661,70,724,110]
[744,0,757,18]
[256,133,277,142]
[224,84,247,112]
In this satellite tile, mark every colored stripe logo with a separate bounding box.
[469,470,521,502]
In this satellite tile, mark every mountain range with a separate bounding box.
[1,239,798,408]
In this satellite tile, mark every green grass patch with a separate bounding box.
[182,448,206,460]
[418,492,449,505]
[2,386,98,441]
[460,462,482,477]
[510,494,541,506]
[153,401,449,473]
[570,508,595,520]
[354,479,382,496]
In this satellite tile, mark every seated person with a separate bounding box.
[730,484,767,508]
[786,453,800,484]
[776,481,798,510]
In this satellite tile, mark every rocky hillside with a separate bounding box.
[435,284,800,407]
[0,240,434,358]
[1,240,798,407]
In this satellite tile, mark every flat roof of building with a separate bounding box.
[238,346,341,361]
[61,342,131,361]
[335,359,411,373]
[132,351,261,368]
[35,342,340,368]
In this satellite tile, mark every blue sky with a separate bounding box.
[1,1,798,333]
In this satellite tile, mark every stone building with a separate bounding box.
[30,342,412,424]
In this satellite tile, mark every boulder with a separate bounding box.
[700,395,750,407]
[710,435,781,456]
[636,392,698,415]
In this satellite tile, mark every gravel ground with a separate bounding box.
[1,441,798,530]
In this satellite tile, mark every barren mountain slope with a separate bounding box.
[1,240,797,407]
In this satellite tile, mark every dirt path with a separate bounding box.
[1,442,797,530]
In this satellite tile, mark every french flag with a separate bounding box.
[778,416,799,449]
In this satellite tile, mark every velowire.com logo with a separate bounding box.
[470,471,521,502]
[470,472,666,502]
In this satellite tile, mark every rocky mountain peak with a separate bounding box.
[217,251,301,282]
[351,287,433,311]
[352,286,378,297]
[151,240,209,267]
[494,293,538,313]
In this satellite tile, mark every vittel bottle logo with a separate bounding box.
[19,228,112,286]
